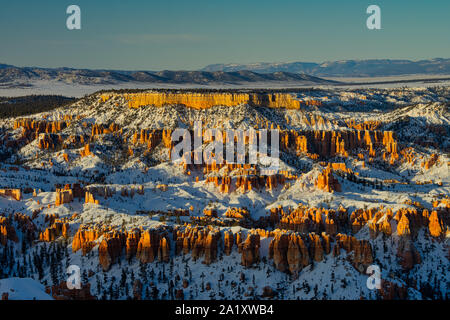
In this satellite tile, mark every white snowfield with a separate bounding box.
[1,77,450,98]
[0,278,53,300]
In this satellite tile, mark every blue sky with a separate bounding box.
[0,0,449,70]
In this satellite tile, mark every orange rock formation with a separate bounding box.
[315,167,341,192]
[0,189,22,201]
[116,92,306,110]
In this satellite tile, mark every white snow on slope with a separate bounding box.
[0,278,53,300]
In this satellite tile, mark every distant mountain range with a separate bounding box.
[0,64,336,86]
[201,58,450,77]
[1,58,449,89]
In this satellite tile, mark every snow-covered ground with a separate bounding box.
[2,77,450,98]
[0,278,53,300]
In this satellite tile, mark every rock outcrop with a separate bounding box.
[55,187,73,206]
[39,222,69,242]
[98,231,125,271]
[315,167,341,192]
[174,226,220,265]
[397,239,421,270]
[137,229,166,263]
[46,281,96,300]
[120,92,305,110]
[72,225,103,254]
[239,233,260,267]
[334,234,373,271]
[428,210,443,237]
[0,216,18,245]
[0,189,22,201]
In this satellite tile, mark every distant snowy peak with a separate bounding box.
[201,58,450,77]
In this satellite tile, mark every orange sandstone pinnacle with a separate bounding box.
[315,167,341,193]
[0,189,22,201]
[428,210,443,237]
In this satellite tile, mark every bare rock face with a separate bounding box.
[137,230,161,263]
[84,191,99,205]
[277,205,346,234]
[269,231,312,275]
[0,216,18,245]
[392,207,436,237]
[55,186,73,206]
[396,213,411,236]
[290,129,400,161]
[335,233,356,252]
[287,233,309,275]
[286,237,301,275]
[14,119,68,135]
[203,209,217,217]
[126,229,141,260]
[335,234,373,272]
[422,153,439,170]
[39,226,57,242]
[202,231,220,265]
[315,167,341,193]
[269,233,289,272]
[224,207,250,219]
[62,223,70,239]
[72,225,172,269]
[380,218,392,236]
[98,232,124,271]
[173,226,220,264]
[39,221,69,242]
[204,171,288,194]
[191,230,206,260]
[123,92,303,110]
[350,207,383,234]
[397,239,421,270]
[239,233,260,267]
[0,189,22,201]
[309,233,324,262]
[352,239,374,271]
[80,144,93,157]
[428,210,443,237]
[158,236,170,263]
[325,217,337,236]
[223,230,234,255]
[72,225,103,254]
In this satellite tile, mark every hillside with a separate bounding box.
[0,65,336,87]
